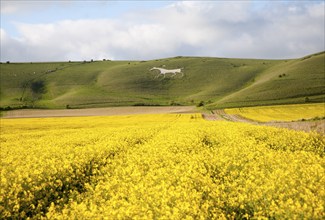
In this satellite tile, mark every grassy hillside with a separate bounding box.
[212,51,325,108]
[0,52,324,109]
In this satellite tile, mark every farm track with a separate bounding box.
[201,111,224,121]
[213,109,257,123]
[205,109,325,134]
[263,120,325,134]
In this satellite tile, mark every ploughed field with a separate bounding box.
[1,114,324,219]
[2,106,196,118]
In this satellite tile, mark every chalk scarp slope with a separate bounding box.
[211,52,325,108]
[0,52,324,109]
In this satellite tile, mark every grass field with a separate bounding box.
[1,51,324,109]
[225,103,325,122]
[1,114,324,219]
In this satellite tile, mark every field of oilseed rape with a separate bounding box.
[225,103,325,122]
[1,114,324,219]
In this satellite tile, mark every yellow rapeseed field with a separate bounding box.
[1,114,324,219]
[225,103,325,122]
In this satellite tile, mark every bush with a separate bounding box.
[196,101,205,107]
[170,101,181,106]
[4,106,12,110]
[31,81,46,94]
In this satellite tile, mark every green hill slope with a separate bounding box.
[0,52,324,109]
[212,51,325,108]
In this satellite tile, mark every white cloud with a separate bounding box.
[0,29,27,61]
[1,1,324,62]
[307,2,325,18]
[0,0,73,14]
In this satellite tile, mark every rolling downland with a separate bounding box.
[0,51,324,109]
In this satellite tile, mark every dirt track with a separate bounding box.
[2,106,196,118]
[204,109,324,133]
[263,120,325,134]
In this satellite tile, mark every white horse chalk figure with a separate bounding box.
[150,67,184,78]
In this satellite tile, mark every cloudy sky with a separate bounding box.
[1,0,324,62]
